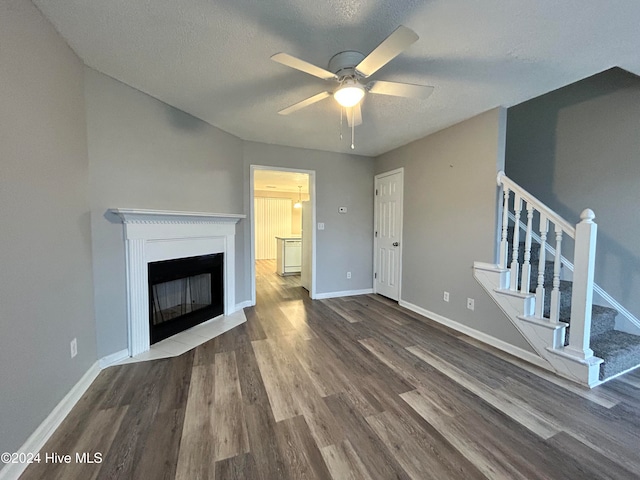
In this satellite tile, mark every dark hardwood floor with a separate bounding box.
[21,259,640,479]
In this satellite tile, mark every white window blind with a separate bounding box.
[254,197,292,260]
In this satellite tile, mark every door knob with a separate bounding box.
[392,242,399,247]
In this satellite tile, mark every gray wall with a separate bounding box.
[376,109,533,351]
[84,69,245,358]
[506,68,640,321]
[242,142,375,295]
[0,0,97,456]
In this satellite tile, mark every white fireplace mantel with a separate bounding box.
[109,208,246,357]
[110,208,245,225]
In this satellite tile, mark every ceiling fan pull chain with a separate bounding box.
[351,109,355,150]
[340,108,343,139]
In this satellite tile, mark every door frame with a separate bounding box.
[250,165,317,304]
[373,167,404,301]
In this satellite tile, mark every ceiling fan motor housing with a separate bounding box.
[328,51,366,79]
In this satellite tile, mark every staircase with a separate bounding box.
[474,172,640,387]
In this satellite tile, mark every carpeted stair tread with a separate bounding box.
[538,280,618,327]
[590,331,640,379]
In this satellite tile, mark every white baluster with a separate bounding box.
[520,203,534,294]
[549,226,563,323]
[566,209,597,360]
[509,194,522,291]
[499,187,510,269]
[535,214,549,319]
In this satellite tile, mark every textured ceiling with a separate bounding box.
[33,0,640,157]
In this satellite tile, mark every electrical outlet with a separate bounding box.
[318,222,325,230]
[70,338,78,358]
[467,298,475,311]
[443,291,450,302]
[347,271,351,279]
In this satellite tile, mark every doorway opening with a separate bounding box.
[250,166,316,304]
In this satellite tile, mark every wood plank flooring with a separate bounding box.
[20,259,640,479]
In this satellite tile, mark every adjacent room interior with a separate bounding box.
[2,1,640,479]
[252,169,312,297]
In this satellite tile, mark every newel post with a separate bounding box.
[566,209,597,360]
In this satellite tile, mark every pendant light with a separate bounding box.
[294,185,302,209]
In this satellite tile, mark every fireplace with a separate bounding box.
[148,253,223,344]
[109,208,245,357]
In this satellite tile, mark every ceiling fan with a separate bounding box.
[271,26,434,133]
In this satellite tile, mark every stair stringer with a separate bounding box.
[473,262,603,387]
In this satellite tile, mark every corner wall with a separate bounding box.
[0,0,97,456]
[375,108,533,351]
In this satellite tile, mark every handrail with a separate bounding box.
[496,170,597,362]
[497,171,575,238]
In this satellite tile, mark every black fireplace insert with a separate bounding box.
[148,253,223,344]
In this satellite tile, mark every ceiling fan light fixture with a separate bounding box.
[333,81,365,108]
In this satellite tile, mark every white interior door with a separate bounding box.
[374,169,403,300]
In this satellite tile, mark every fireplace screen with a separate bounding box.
[148,253,223,344]
[151,273,212,325]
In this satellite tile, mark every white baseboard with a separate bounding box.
[234,300,254,311]
[398,300,549,370]
[99,349,129,369]
[314,288,374,300]
[0,362,101,480]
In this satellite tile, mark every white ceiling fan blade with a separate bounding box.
[346,104,362,127]
[271,53,338,80]
[355,26,419,78]
[367,80,434,99]
[278,91,331,115]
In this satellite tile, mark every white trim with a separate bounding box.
[0,362,101,480]
[250,166,317,302]
[373,168,404,301]
[398,299,550,370]
[314,288,374,300]
[109,208,245,224]
[98,349,129,368]
[473,261,507,272]
[234,300,254,311]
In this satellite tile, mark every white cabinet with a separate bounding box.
[276,237,302,275]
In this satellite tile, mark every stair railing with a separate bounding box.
[497,171,597,360]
